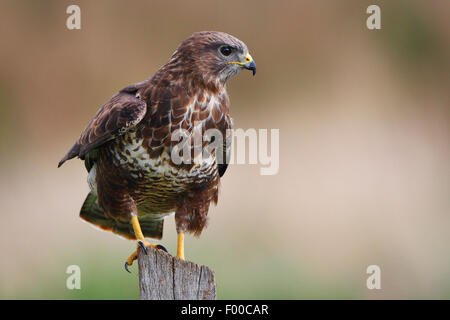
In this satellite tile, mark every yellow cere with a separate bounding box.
[227,53,253,66]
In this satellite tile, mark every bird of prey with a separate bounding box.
[58,31,256,271]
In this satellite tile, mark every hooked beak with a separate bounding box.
[243,53,256,76]
[227,53,256,76]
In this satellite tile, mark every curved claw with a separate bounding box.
[124,262,131,273]
[156,244,168,253]
[125,241,166,273]
[138,240,148,255]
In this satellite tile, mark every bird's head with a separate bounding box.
[168,31,256,85]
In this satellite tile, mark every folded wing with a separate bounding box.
[58,87,147,168]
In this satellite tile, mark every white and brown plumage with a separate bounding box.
[58,31,256,270]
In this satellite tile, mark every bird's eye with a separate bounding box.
[220,46,233,56]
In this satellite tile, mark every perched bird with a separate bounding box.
[58,31,256,271]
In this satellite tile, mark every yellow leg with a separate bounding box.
[177,232,185,260]
[124,216,157,272]
[131,216,147,244]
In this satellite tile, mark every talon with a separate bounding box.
[156,244,168,253]
[124,262,131,273]
[138,240,148,254]
[124,247,138,272]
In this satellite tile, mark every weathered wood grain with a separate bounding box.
[137,246,216,300]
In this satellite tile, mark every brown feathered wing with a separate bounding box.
[58,86,147,168]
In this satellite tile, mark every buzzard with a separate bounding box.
[58,31,256,271]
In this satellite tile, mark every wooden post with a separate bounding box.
[137,246,216,300]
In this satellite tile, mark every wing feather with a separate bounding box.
[218,116,232,177]
[58,86,147,167]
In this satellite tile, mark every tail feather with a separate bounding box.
[80,191,164,240]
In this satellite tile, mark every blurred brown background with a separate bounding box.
[0,0,449,299]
